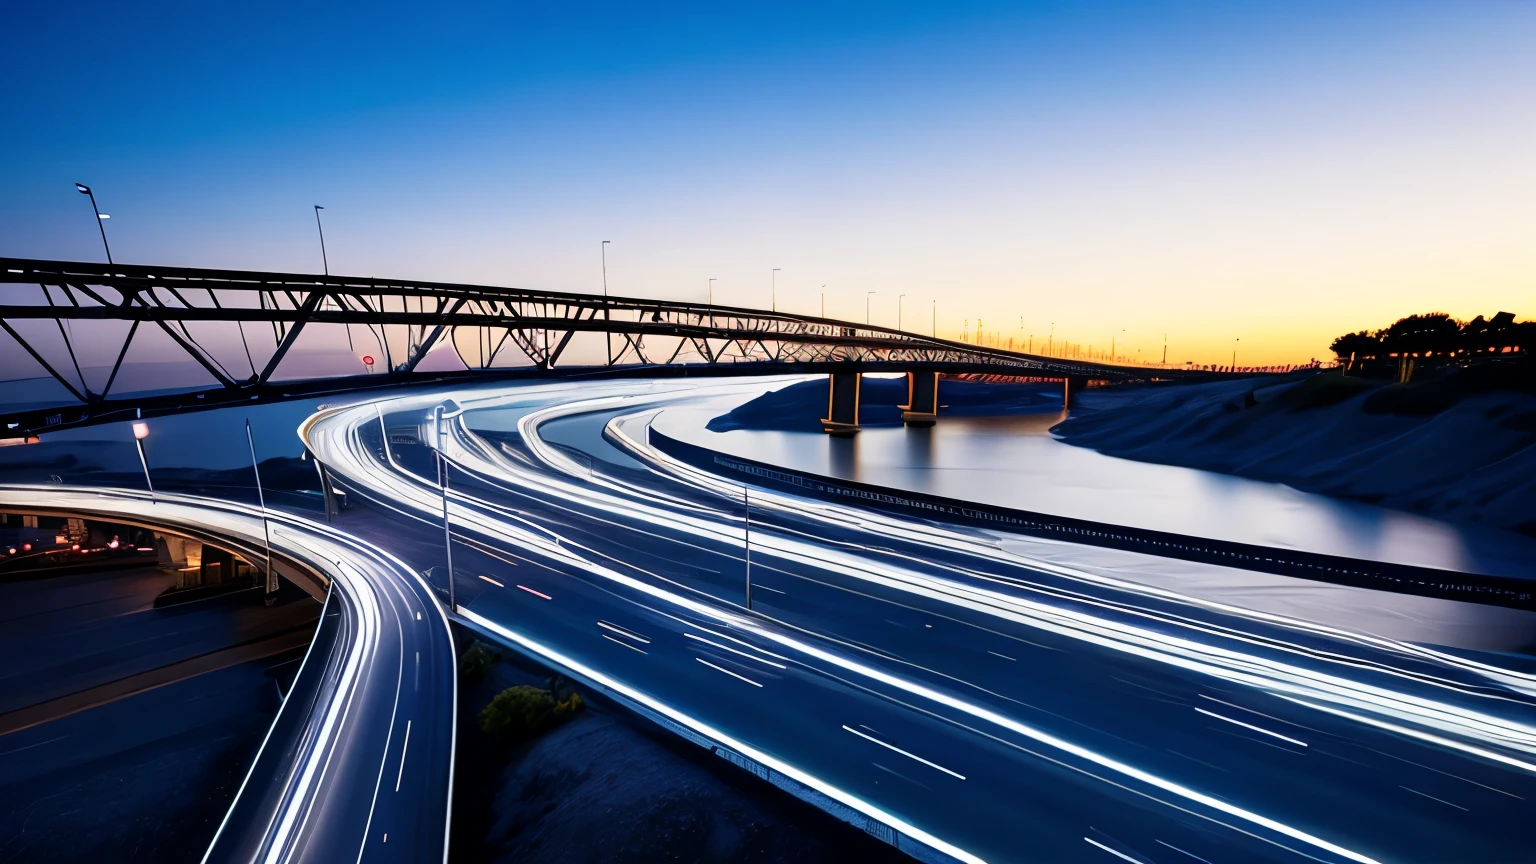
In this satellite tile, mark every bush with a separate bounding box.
[459,641,502,685]
[478,684,584,746]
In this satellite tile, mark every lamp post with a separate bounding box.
[435,406,456,612]
[932,300,936,337]
[771,268,780,313]
[708,278,717,328]
[75,183,113,265]
[601,241,612,363]
[131,419,153,499]
[821,287,826,318]
[601,241,611,296]
[313,206,328,275]
[898,294,906,331]
[245,419,276,602]
[1232,337,1240,371]
[866,291,876,326]
[743,485,752,610]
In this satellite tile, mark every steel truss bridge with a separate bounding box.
[1,258,1255,434]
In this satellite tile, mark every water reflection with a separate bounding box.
[653,402,1536,582]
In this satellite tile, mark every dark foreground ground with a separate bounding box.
[452,638,913,864]
[0,651,299,862]
[0,562,317,862]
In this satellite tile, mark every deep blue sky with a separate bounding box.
[4,1,1534,364]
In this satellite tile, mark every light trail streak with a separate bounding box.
[1194,708,1309,748]
[696,657,764,687]
[307,398,1386,864]
[459,608,988,864]
[841,724,967,779]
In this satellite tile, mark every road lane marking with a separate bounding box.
[516,584,552,600]
[603,633,649,654]
[597,620,651,643]
[1084,837,1140,863]
[696,657,763,687]
[478,575,504,587]
[1399,785,1468,811]
[987,651,1017,661]
[754,584,786,595]
[394,720,412,792]
[685,632,788,669]
[841,725,965,780]
[1198,693,1311,730]
[1195,707,1307,748]
[1156,839,1214,863]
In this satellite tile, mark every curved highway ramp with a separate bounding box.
[0,486,456,864]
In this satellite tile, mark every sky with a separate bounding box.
[3,1,1534,367]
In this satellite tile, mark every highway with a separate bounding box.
[304,378,1536,864]
[0,485,456,864]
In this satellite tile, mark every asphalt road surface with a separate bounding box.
[303,378,1536,864]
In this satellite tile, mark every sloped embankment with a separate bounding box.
[1051,369,1536,536]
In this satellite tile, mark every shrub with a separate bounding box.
[478,684,584,746]
[459,641,501,685]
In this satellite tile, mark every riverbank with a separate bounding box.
[1052,370,1536,537]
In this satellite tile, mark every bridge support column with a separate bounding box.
[900,371,939,427]
[820,371,861,436]
[1063,375,1089,408]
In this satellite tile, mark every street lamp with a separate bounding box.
[601,241,611,297]
[1232,337,1240,371]
[821,287,826,318]
[75,183,113,265]
[245,418,276,601]
[313,205,329,276]
[866,291,876,326]
[131,420,153,498]
[932,299,936,337]
[601,241,612,364]
[708,278,717,327]
[898,294,906,331]
[771,268,780,313]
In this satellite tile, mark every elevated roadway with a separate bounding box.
[0,486,456,864]
[303,378,1536,864]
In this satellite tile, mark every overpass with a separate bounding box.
[0,258,1263,436]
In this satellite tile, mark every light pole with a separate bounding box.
[601,241,612,363]
[435,406,456,612]
[1232,337,1240,371]
[932,299,936,337]
[743,485,752,610]
[75,183,113,265]
[131,419,153,499]
[313,206,328,275]
[898,294,906,331]
[1049,322,1055,356]
[771,268,780,313]
[866,291,876,326]
[245,419,276,601]
[821,287,826,318]
[601,241,611,296]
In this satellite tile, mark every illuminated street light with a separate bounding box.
[131,419,154,498]
[314,206,329,275]
[75,183,113,265]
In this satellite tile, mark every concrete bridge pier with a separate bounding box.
[1063,374,1090,408]
[820,371,862,436]
[900,371,939,427]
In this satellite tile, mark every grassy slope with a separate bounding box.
[1052,370,1536,536]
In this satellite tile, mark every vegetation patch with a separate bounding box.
[458,640,502,685]
[478,684,584,748]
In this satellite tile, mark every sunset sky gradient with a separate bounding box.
[3,1,1533,366]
